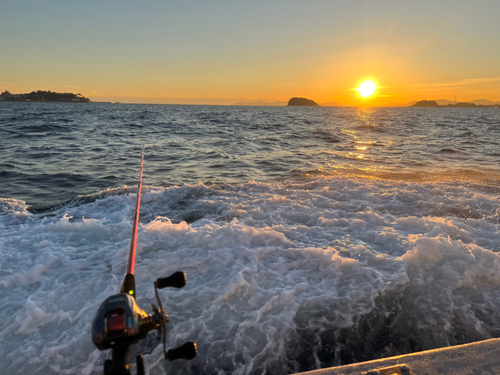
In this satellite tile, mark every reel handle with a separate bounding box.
[156,271,186,289]
[167,341,197,361]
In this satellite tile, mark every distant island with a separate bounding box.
[411,100,499,108]
[0,90,91,103]
[287,97,319,106]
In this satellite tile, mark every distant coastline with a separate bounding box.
[1,90,498,108]
[0,90,91,103]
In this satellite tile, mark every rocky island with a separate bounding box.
[0,90,91,103]
[287,97,319,106]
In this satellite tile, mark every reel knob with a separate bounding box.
[166,341,197,361]
[155,271,186,289]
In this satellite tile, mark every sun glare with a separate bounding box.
[356,80,377,98]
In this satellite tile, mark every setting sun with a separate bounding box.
[356,80,378,98]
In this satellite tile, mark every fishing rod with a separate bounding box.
[121,148,145,297]
[92,149,197,375]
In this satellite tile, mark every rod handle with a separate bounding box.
[121,273,136,298]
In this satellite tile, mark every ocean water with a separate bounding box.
[1,102,500,374]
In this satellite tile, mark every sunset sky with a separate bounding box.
[1,0,499,105]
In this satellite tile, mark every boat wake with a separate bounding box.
[1,176,500,374]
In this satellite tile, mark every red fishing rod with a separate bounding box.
[121,148,145,298]
[128,148,144,276]
[92,150,197,375]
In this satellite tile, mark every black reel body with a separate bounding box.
[92,293,158,350]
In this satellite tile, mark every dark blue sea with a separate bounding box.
[1,102,500,374]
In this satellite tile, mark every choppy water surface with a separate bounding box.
[1,102,500,374]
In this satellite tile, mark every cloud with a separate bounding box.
[462,78,500,84]
[416,78,500,88]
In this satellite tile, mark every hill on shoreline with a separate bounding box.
[0,90,91,103]
[411,99,500,108]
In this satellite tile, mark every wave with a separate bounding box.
[438,148,461,154]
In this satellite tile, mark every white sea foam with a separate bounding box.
[1,176,500,374]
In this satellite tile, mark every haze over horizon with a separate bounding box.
[2,0,500,106]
